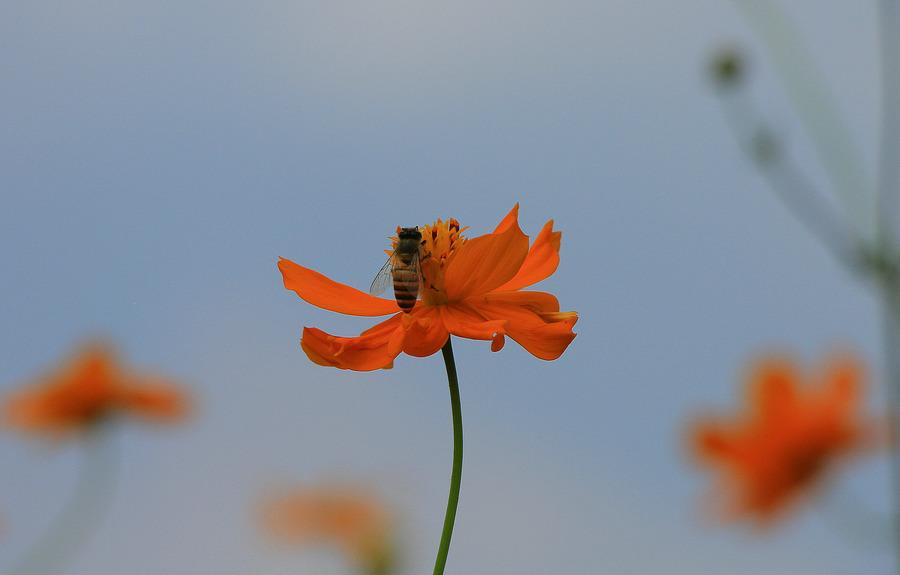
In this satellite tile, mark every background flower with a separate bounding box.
[4,343,189,438]
[259,486,397,575]
[689,354,877,525]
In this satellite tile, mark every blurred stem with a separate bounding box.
[717,89,862,270]
[881,282,900,574]
[731,0,873,232]
[433,338,463,575]
[9,427,119,575]
[878,0,900,247]
[880,4,900,571]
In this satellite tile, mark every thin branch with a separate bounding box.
[717,86,864,272]
[8,429,119,575]
[878,0,900,246]
[878,4,900,574]
[881,288,900,575]
[731,0,874,235]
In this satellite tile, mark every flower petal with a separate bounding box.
[747,357,798,423]
[470,297,577,360]
[444,212,529,300]
[822,354,862,409]
[509,320,577,360]
[279,258,399,317]
[482,290,560,312]
[401,307,449,357]
[118,379,190,422]
[691,420,741,463]
[496,219,561,292]
[492,204,520,234]
[439,303,506,350]
[301,315,403,371]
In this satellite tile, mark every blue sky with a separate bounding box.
[0,1,890,573]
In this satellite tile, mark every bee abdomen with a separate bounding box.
[392,267,419,312]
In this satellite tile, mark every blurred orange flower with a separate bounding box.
[689,354,875,525]
[260,486,395,574]
[4,343,189,437]
[278,204,577,370]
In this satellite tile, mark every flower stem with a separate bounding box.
[433,337,463,575]
[881,285,900,575]
[731,0,873,230]
[878,0,900,244]
[9,426,119,575]
[879,2,900,571]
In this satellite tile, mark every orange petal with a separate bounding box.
[691,420,740,463]
[67,343,120,381]
[401,307,449,357]
[483,290,560,312]
[496,219,561,292]
[492,204,520,234]
[4,390,59,432]
[747,357,798,422]
[509,320,577,360]
[118,379,190,423]
[539,311,579,324]
[822,353,862,409]
[279,258,399,317]
[301,315,403,371]
[443,212,529,300]
[470,298,577,360]
[439,303,506,350]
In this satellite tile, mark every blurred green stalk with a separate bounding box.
[732,0,874,234]
[878,2,900,572]
[9,428,119,575]
[878,0,900,244]
[881,285,900,575]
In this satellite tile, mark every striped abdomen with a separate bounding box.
[392,252,419,312]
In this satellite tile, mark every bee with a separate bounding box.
[369,227,424,312]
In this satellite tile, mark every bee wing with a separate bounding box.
[369,255,395,296]
[410,251,423,291]
[404,251,425,298]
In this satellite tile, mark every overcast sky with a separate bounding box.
[0,1,890,573]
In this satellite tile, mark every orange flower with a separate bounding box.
[4,343,189,437]
[260,486,395,574]
[689,354,874,525]
[278,205,577,370]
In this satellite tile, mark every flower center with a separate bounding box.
[779,439,831,491]
[391,218,466,306]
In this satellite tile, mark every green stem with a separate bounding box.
[9,426,119,575]
[717,86,861,269]
[878,0,900,245]
[731,0,874,232]
[433,338,463,575]
[881,285,900,575]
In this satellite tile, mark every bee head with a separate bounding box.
[398,226,422,241]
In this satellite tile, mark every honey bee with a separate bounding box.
[369,227,424,312]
